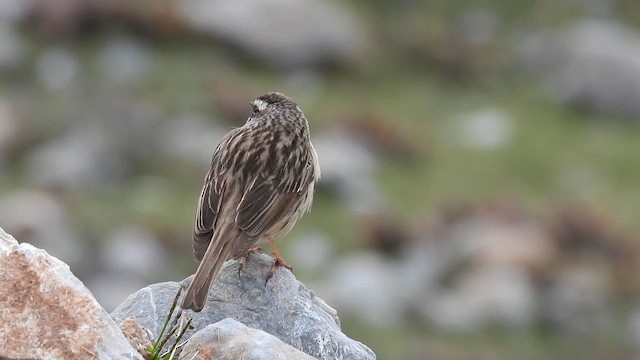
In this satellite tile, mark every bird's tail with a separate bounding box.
[181,222,240,311]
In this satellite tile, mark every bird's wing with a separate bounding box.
[234,146,317,248]
[236,178,299,236]
[193,129,243,261]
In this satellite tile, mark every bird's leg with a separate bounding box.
[237,246,263,276]
[266,238,292,284]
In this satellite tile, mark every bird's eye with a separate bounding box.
[250,99,268,113]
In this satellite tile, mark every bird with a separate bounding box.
[181,92,321,312]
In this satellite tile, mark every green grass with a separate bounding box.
[146,288,191,360]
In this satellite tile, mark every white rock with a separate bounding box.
[181,318,317,360]
[455,108,513,150]
[316,251,406,327]
[0,226,142,359]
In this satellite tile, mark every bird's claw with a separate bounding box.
[265,254,293,285]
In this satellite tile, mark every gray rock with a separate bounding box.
[406,211,550,332]
[516,20,640,119]
[36,47,80,90]
[25,126,129,190]
[0,226,142,360]
[112,253,376,360]
[98,36,155,86]
[417,265,537,332]
[313,131,381,215]
[313,251,408,327]
[178,0,364,68]
[25,94,160,190]
[181,318,316,360]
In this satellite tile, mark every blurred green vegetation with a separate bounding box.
[2,0,640,359]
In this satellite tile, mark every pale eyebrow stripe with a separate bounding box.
[252,99,268,112]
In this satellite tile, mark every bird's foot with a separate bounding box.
[265,253,293,284]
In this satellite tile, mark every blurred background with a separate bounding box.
[2,0,640,359]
